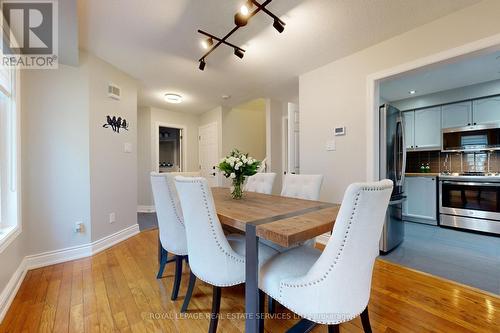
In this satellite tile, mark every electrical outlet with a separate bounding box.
[74,222,83,233]
[109,212,116,224]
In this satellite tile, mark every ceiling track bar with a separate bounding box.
[197,30,246,53]
[250,0,286,25]
[198,0,273,62]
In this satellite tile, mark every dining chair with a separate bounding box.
[281,174,324,201]
[150,172,191,303]
[259,180,393,333]
[244,172,277,195]
[175,176,279,333]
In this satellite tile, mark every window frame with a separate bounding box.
[0,65,21,254]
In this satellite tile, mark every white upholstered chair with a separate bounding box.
[259,180,393,332]
[281,174,324,201]
[175,176,279,333]
[244,172,277,195]
[150,172,191,304]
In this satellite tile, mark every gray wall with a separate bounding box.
[21,54,92,254]
[88,55,138,241]
[391,79,500,110]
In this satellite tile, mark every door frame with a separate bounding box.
[153,122,187,173]
[367,34,500,182]
[281,115,288,176]
[198,121,220,186]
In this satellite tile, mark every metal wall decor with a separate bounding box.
[103,115,129,133]
[197,0,285,71]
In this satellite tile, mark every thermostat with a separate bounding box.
[334,127,346,136]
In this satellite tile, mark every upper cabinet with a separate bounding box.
[442,101,472,128]
[473,96,500,125]
[403,111,415,149]
[414,106,441,150]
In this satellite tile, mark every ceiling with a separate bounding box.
[381,49,500,102]
[78,0,480,114]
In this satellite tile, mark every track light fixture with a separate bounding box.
[201,37,213,50]
[197,0,286,71]
[199,59,206,71]
[234,48,245,59]
[273,19,284,33]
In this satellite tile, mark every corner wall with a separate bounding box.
[299,0,500,202]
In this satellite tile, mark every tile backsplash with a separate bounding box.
[406,151,500,173]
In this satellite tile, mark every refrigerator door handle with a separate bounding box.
[400,117,407,187]
[394,117,406,188]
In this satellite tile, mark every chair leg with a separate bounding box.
[181,271,197,313]
[208,286,221,333]
[267,295,276,314]
[259,290,265,333]
[328,324,340,333]
[157,247,168,279]
[360,306,372,333]
[171,256,183,300]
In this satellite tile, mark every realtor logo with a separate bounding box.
[1,0,58,68]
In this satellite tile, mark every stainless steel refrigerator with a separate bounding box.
[379,104,406,253]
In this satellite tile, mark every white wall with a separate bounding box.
[300,0,500,203]
[222,106,266,160]
[137,107,200,207]
[21,54,92,254]
[391,79,500,110]
[88,55,138,241]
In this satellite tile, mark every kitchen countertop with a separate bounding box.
[405,173,440,177]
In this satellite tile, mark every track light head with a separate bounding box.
[273,19,284,33]
[199,59,206,71]
[234,48,244,59]
[201,37,213,50]
[234,12,248,27]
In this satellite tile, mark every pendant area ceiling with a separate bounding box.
[78,0,480,114]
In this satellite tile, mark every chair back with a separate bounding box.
[244,173,277,195]
[279,180,393,322]
[175,176,245,286]
[169,171,201,177]
[281,174,323,200]
[150,173,187,256]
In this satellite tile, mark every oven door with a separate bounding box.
[439,180,500,220]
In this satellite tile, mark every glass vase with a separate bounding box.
[231,178,244,200]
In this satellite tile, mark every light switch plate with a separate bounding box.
[124,142,132,153]
[326,139,336,151]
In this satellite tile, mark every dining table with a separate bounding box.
[211,187,340,333]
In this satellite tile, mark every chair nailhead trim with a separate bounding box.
[275,185,390,324]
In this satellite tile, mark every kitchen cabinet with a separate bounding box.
[473,96,500,125]
[414,106,441,150]
[403,111,414,149]
[442,101,472,128]
[403,176,437,225]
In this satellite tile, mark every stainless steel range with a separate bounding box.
[439,172,500,235]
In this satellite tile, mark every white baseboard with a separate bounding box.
[137,205,155,213]
[0,258,27,323]
[0,223,140,322]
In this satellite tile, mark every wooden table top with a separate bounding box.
[212,187,340,247]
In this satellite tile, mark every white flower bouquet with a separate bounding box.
[218,149,261,199]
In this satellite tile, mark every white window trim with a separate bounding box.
[0,68,21,254]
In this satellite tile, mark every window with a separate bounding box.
[0,63,20,252]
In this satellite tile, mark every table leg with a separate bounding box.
[245,224,260,333]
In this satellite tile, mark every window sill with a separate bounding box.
[0,225,21,254]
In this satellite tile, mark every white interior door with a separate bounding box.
[199,123,219,187]
[287,103,300,175]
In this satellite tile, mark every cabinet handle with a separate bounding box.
[474,122,477,125]
[467,123,471,126]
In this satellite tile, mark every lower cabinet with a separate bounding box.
[403,176,438,225]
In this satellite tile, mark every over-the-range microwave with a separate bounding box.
[442,123,500,152]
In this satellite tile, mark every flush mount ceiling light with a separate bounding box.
[197,0,286,71]
[164,93,183,104]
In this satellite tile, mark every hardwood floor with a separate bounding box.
[1,229,498,333]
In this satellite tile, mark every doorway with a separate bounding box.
[153,122,186,174]
[199,122,219,187]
